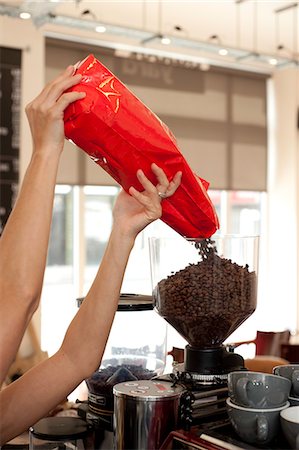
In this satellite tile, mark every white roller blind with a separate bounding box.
[46,39,268,190]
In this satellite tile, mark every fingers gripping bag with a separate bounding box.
[64,54,219,238]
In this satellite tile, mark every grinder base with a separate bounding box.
[184,345,245,375]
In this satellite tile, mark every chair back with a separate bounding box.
[281,343,299,363]
[255,330,291,357]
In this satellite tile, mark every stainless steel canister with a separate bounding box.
[113,380,183,450]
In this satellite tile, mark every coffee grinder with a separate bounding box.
[148,234,259,434]
[76,294,168,450]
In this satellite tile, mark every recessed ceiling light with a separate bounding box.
[19,12,31,20]
[95,25,106,33]
[269,58,278,65]
[219,48,228,56]
[161,36,171,45]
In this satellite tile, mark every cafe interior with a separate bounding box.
[1,1,299,449]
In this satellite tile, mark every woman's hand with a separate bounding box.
[113,163,182,238]
[25,65,86,157]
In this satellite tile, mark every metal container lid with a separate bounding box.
[113,380,183,401]
[29,417,89,440]
[77,293,153,311]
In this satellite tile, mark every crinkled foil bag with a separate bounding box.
[64,54,219,238]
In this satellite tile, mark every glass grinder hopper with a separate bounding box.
[149,235,259,381]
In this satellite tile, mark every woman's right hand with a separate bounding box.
[112,163,182,239]
[25,65,86,157]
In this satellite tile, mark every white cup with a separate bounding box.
[280,405,299,449]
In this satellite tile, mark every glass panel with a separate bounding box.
[122,219,180,295]
[41,185,267,361]
[47,186,73,266]
[229,191,264,235]
[207,190,221,226]
[225,190,266,358]
[41,186,76,355]
[83,186,119,293]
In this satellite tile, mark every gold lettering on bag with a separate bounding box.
[96,76,121,113]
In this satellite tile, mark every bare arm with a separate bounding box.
[0,66,86,384]
[0,165,182,444]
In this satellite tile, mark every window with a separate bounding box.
[43,42,270,361]
[83,186,119,292]
[41,186,75,356]
[41,186,266,359]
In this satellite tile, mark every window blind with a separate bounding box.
[46,39,268,191]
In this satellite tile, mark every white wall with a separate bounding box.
[266,68,299,332]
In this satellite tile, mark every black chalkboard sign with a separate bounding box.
[0,47,21,234]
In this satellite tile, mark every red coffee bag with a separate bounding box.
[64,54,219,238]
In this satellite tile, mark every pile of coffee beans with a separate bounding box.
[86,364,156,396]
[86,365,156,430]
[154,239,257,348]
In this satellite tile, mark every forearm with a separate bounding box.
[60,226,136,378]
[0,352,79,444]
[0,150,60,383]
[0,66,86,334]
[0,151,60,308]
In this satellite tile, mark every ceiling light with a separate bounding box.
[19,11,31,20]
[95,25,106,33]
[269,58,278,65]
[161,36,171,45]
[219,48,228,56]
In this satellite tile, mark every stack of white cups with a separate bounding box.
[226,371,291,446]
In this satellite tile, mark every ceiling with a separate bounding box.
[1,1,299,72]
